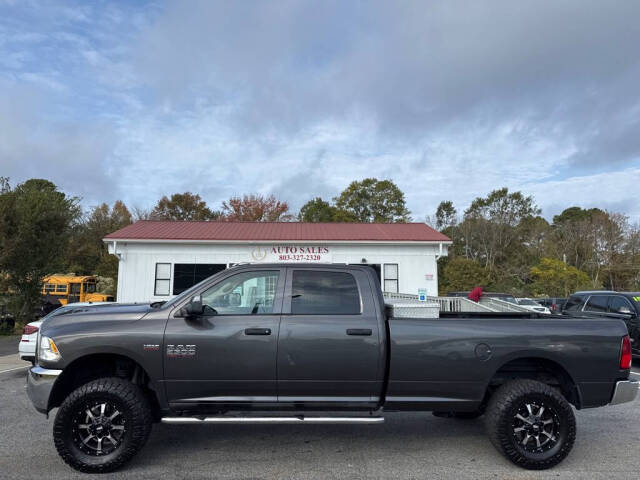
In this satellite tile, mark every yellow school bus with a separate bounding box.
[41,275,114,306]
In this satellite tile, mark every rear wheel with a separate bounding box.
[53,377,152,473]
[485,379,576,470]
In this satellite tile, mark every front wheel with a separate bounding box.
[53,377,152,473]
[485,379,576,470]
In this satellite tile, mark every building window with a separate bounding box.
[173,264,227,295]
[155,263,171,296]
[291,270,361,315]
[384,264,398,293]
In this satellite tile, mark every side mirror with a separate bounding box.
[179,295,204,317]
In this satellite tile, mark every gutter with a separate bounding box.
[102,238,453,247]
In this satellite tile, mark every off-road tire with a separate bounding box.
[485,379,576,470]
[53,377,152,473]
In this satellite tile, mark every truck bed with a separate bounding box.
[385,314,628,411]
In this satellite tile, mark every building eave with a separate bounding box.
[102,238,453,246]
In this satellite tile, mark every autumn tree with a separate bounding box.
[0,178,80,322]
[222,194,293,222]
[150,192,219,221]
[333,178,411,223]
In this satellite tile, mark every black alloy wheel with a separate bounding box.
[485,379,576,470]
[53,377,152,473]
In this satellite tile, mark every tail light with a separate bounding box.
[22,324,39,335]
[620,335,632,369]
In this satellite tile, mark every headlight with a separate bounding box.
[38,335,62,362]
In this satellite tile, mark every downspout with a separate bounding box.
[113,240,122,260]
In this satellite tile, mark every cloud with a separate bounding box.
[1,0,640,222]
[0,80,118,204]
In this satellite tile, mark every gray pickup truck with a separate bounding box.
[27,264,637,473]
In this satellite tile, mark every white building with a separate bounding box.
[104,221,451,303]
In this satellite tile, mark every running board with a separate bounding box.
[161,416,384,425]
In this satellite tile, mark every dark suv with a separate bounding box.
[563,291,640,354]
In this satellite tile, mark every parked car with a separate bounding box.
[447,291,519,304]
[537,297,567,315]
[516,298,551,314]
[1,303,16,331]
[27,264,636,473]
[563,291,640,355]
[19,302,114,364]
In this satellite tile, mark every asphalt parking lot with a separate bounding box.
[1,347,639,479]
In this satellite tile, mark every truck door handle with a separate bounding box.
[244,328,271,335]
[346,328,372,336]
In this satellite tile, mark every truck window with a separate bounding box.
[201,271,279,315]
[563,295,584,311]
[584,295,609,313]
[291,270,361,315]
[609,296,634,314]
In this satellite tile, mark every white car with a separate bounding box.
[516,298,551,315]
[19,302,114,364]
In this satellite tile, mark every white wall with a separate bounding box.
[108,241,447,303]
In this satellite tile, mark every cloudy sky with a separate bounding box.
[1,0,639,221]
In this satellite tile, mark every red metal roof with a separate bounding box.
[104,221,451,243]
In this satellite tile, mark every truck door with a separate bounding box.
[164,268,285,407]
[277,267,383,406]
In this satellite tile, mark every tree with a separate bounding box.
[550,207,632,289]
[530,257,592,297]
[333,178,411,223]
[550,207,604,272]
[440,257,489,294]
[461,188,540,271]
[298,197,358,222]
[150,192,219,221]
[222,194,293,222]
[67,201,133,290]
[0,179,80,322]
[298,197,335,222]
[435,200,458,230]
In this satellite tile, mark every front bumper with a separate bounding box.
[26,365,62,414]
[610,379,639,406]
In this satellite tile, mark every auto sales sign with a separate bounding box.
[250,245,332,263]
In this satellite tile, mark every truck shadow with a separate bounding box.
[130,414,502,473]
